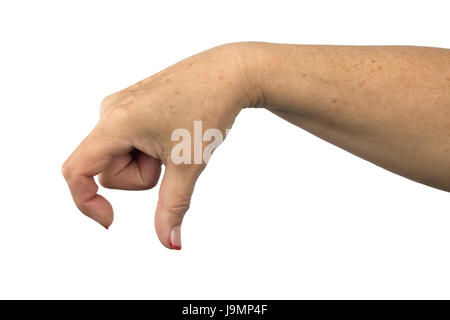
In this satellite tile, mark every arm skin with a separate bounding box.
[62,42,450,250]
[244,43,450,192]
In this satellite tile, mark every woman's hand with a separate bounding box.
[62,43,257,250]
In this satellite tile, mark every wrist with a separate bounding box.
[236,42,316,114]
[216,42,269,109]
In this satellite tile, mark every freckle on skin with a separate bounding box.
[218,75,224,80]
[332,98,337,103]
[302,73,306,77]
[378,66,382,70]
[372,59,376,63]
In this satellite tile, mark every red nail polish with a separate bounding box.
[170,241,181,250]
[169,226,182,250]
[104,226,109,230]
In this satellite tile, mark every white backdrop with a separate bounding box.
[0,0,448,299]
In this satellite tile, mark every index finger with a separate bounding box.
[62,130,133,228]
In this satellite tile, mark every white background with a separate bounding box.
[0,0,449,299]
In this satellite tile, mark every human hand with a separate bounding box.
[62,43,258,249]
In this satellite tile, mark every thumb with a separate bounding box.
[155,163,202,250]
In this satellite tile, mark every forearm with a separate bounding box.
[241,43,450,191]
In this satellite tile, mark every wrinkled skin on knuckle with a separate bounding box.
[164,195,191,217]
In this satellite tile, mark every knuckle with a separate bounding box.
[61,160,71,180]
[165,195,191,217]
[100,90,139,121]
[107,104,133,124]
[100,94,117,112]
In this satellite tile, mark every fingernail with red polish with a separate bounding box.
[169,226,182,250]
